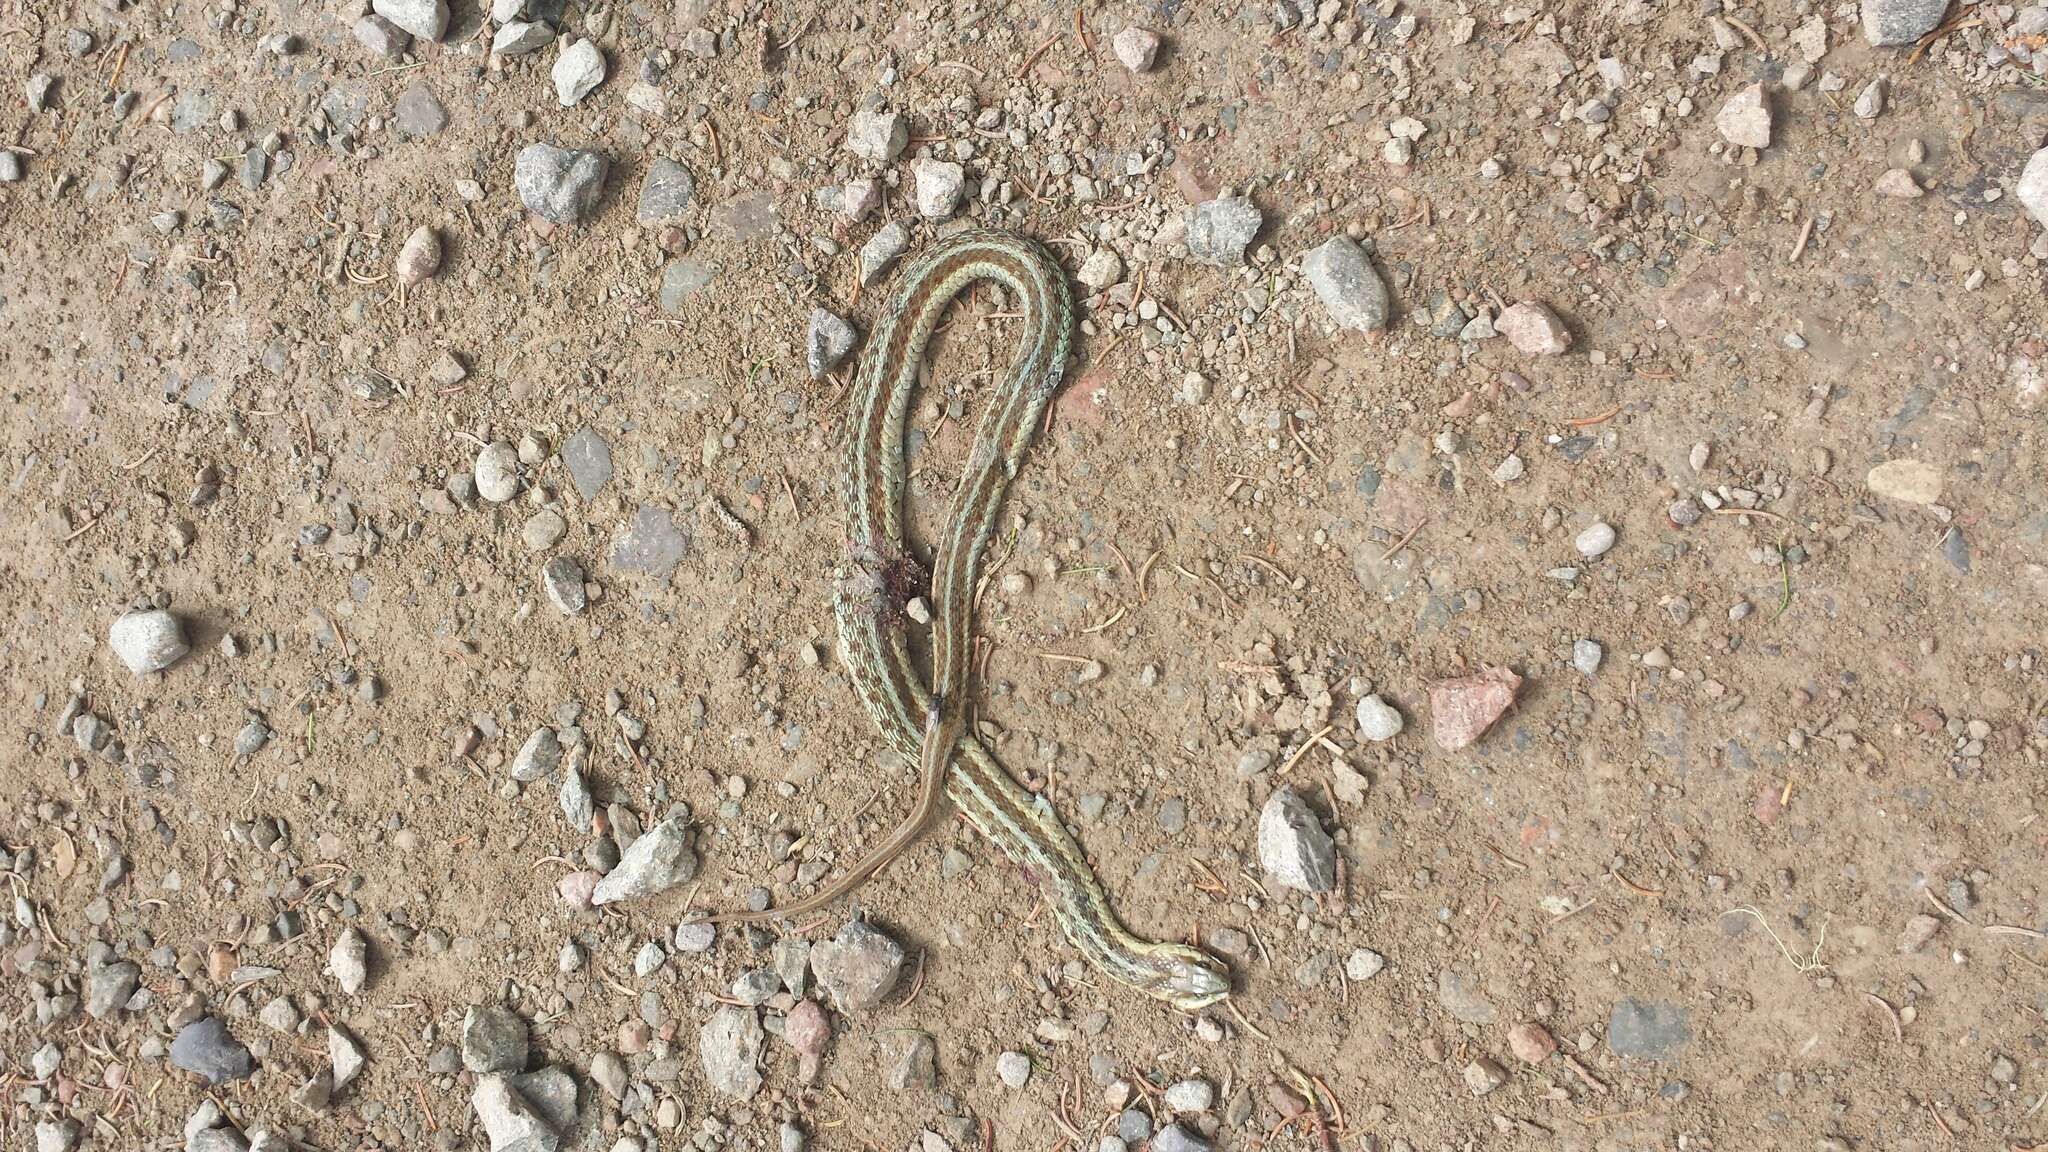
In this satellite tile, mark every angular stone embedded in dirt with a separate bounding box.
[514,143,608,224]
[86,959,139,1018]
[472,1072,559,1152]
[1301,236,1389,333]
[700,1006,766,1099]
[811,918,906,1012]
[329,1024,366,1089]
[560,427,614,500]
[171,1017,253,1084]
[1436,968,1496,1023]
[610,505,690,577]
[1113,25,1162,72]
[1507,1021,1558,1063]
[1715,83,1771,149]
[110,609,190,675]
[552,39,605,107]
[1429,666,1522,751]
[807,309,857,379]
[372,0,447,41]
[1184,197,1261,267]
[2017,147,2048,228]
[462,1004,530,1074]
[844,108,908,164]
[1496,301,1571,356]
[1866,459,1941,504]
[1607,997,1693,1061]
[1862,0,1949,45]
[328,925,368,995]
[1256,786,1336,893]
[636,158,695,222]
[590,814,695,904]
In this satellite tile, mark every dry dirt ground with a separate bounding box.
[4,0,2048,1150]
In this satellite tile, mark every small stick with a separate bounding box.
[1379,518,1427,563]
[1561,1053,1609,1095]
[1276,725,1335,777]
[1789,216,1815,262]
[1722,12,1767,49]
[1709,507,1792,524]
[1014,33,1061,78]
[108,42,131,90]
[1864,991,1903,1042]
[1565,403,1623,427]
[1079,604,1126,634]
[1983,924,2048,939]
[1925,887,1974,926]
[1135,550,1161,601]
[63,516,102,543]
[900,950,930,1006]
[1610,867,1663,897]
[1238,553,1294,586]
[1925,1099,1955,1140]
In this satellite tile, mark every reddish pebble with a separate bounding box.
[207,945,236,983]
[556,870,600,907]
[1429,666,1523,751]
[618,1020,651,1054]
[1507,1021,1557,1063]
[784,999,831,1057]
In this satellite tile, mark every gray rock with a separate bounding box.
[475,440,521,502]
[522,509,567,551]
[259,995,301,1032]
[912,158,965,218]
[773,937,812,994]
[515,144,608,224]
[558,751,593,833]
[673,920,716,951]
[1463,1057,1507,1095]
[1354,694,1403,742]
[812,918,906,1012]
[0,152,22,183]
[637,159,696,222]
[553,39,606,107]
[1184,198,1261,267]
[86,960,139,1018]
[187,1130,247,1152]
[859,221,910,284]
[1152,1124,1211,1152]
[372,0,447,40]
[1077,247,1123,291]
[610,506,689,577]
[633,940,665,976]
[2020,147,2048,229]
[806,309,857,378]
[700,1006,765,1099]
[1302,236,1389,332]
[1575,521,1617,558]
[352,14,410,56]
[1164,1079,1213,1113]
[541,557,587,615]
[395,82,447,137]
[35,1119,82,1152]
[658,260,713,311]
[1256,787,1335,892]
[558,427,614,500]
[1607,998,1693,1061]
[462,1004,529,1074]
[26,73,56,113]
[472,1073,558,1152]
[996,1050,1031,1089]
[731,968,782,1005]
[885,1031,937,1090]
[1436,968,1496,1024]
[1345,948,1386,981]
[292,1068,334,1113]
[234,718,270,756]
[511,728,562,782]
[328,926,368,994]
[109,609,190,675]
[329,1024,365,1089]
[510,1067,578,1131]
[591,814,695,903]
[171,1017,253,1084]
[1862,0,1948,44]
[492,20,555,55]
[590,1051,628,1101]
[1573,639,1604,676]
[844,108,908,163]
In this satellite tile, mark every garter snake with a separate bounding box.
[713,228,1230,1011]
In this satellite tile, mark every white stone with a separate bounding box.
[912,158,964,218]
[328,926,368,995]
[844,108,908,164]
[1496,301,1571,355]
[2018,147,2048,228]
[1575,522,1617,558]
[109,609,190,675]
[1355,694,1404,742]
[1866,459,1941,504]
[996,1050,1031,1089]
[1112,26,1162,72]
[475,441,520,502]
[372,0,447,40]
[1301,236,1389,333]
[1714,83,1771,148]
[553,39,605,107]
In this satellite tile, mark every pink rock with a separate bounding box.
[1429,666,1523,751]
[1113,26,1162,72]
[1496,302,1572,357]
[784,998,831,1057]
[556,870,601,907]
[1873,168,1922,198]
[1507,1021,1557,1063]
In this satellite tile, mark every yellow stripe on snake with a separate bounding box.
[712,229,1230,1011]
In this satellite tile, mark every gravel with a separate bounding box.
[700,1006,765,1099]
[996,1050,1031,1089]
[329,1024,366,1089]
[371,0,447,40]
[1256,787,1336,893]
[109,609,190,675]
[1715,83,1771,148]
[1866,459,1941,504]
[328,926,368,995]
[1302,236,1389,333]
[590,813,696,903]
[811,918,906,1011]
[912,158,964,218]
[1345,948,1386,980]
[1354,694,1404,742]
[353,14,410,56]
[541,556,587,615]
[85,959,139,1017]
[1151,1124,1211,1152]
[636,158,696,222]
[394,82,446,137]
[493,21,555,55]
[553,39,606,106]
[807,309,858,378]
[1112,26,1162,71]
[1184,197,1261,266]
[1163,1080,1214,1113]
[514,144,608,224]
[511,728,562,782]
[560,427,614,500]
[1495,301,1571,355]
[1862,0,1950,44]
[1572,639,1604,676]
[844,108,908,163]
[462,1004,529,1074]
[1575,521,1617,558]
[171,1017,253,1084]
[1429,667,1522,751]
[475,441,521,502]
[472,1073,559,1152]
[859,220,910,284]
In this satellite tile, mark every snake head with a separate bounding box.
[1141,942,1232,1011]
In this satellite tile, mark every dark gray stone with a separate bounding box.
[560,428,613,500]
[515,143,608,224]
[636,158,695,222]
[1607,998,1693,1062]
[171,1017,253,1084]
